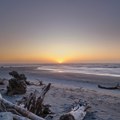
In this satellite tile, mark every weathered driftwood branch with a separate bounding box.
[18,83,52,118]
[98,83,120,90]
[13,114,31,120]
[0,94,45,120]
[60,100,89,120]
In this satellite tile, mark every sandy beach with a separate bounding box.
[0,66,120,120]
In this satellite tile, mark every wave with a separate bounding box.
[36,64,120,77]
[1,63,120,78]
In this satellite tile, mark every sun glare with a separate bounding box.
[57,59,64,64]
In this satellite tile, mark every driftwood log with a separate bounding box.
[6,71,27,95]
[18,83,52,118]
[6,71,44,95]
[60,100,89,120]
[0,94,45,120]
[13,114,31,120]
[98,83,120,90]
[0,83,51,120]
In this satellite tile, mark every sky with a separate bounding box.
[0,0,120,63]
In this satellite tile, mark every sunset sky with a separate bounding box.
[0,0,120,63]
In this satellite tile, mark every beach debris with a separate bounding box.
[6,71,43,95]
[9,71,27,81]
[6,71,27,95]
[17,83,52,118]
[26,80,44,86]
[0,93,45,120]
[59,100,89,120]
[98,83,120,90]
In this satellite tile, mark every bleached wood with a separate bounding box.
[60,101,88,120]
[0,94,45,120]
[70,104,87,120]
[13,114,31,120]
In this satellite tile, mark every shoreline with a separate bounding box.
[0,67,120,97]
[0,67,120,120]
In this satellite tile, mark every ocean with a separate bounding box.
[1,63,120,78]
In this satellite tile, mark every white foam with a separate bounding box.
[36,64,120,77]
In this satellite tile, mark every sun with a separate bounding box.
[58,60,63,64]
[57,59,64,64]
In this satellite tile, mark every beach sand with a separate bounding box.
[0,67,120,120]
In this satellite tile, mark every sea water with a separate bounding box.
[1,63,120,78]
[36,63,120,77]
